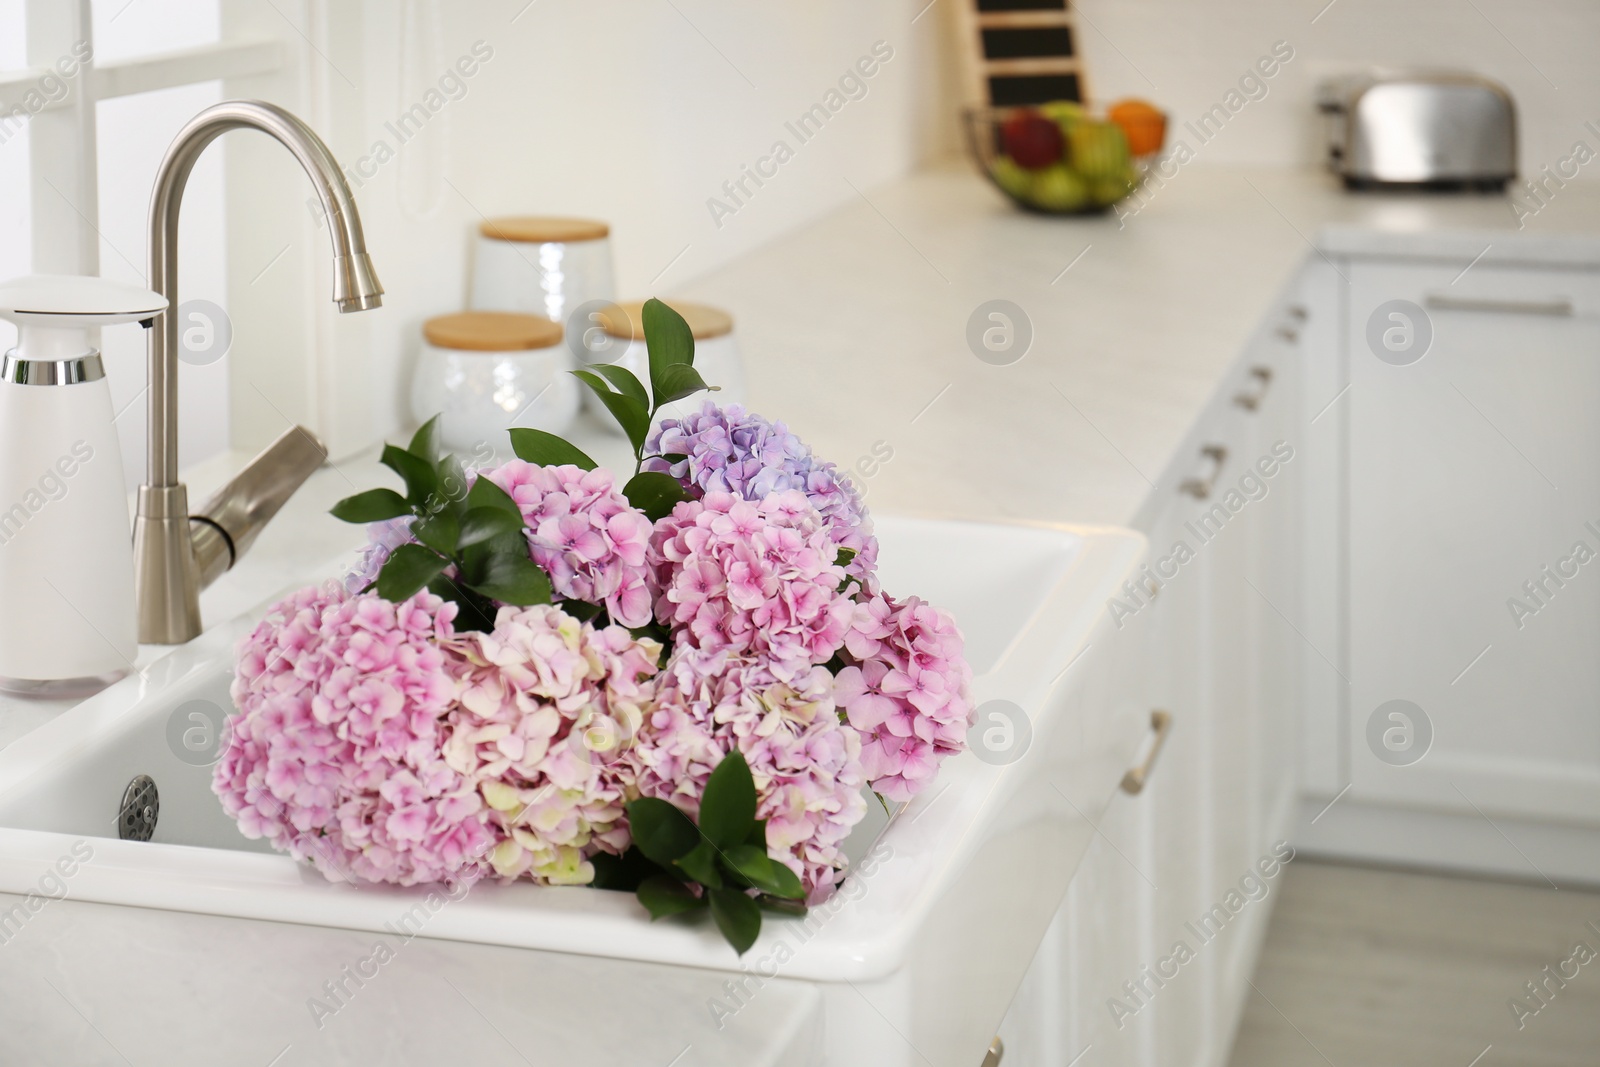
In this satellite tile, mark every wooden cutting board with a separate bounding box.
[951,0,1091,108]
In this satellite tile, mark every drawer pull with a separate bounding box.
[1275,325,1300,342]
[1233,366,1274,411]
[1121,710,1173,795]
[1287,304,1309,322]
[1424,294,1574,316]
[981,1037,1004,1067]
[1179,444,1227,499]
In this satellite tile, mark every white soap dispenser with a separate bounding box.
[0,275,167,696]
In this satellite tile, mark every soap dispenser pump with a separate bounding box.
[0,274,167,696]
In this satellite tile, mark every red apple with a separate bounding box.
[1000,110,1065,170]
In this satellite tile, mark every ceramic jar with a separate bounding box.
[469,216,615,331]
[410,310,577,452]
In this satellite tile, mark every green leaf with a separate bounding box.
[426,576,496,633]
[745,818,768,848]
[719,841,804,902]
[408,415,442,464]
[835,547,858,568]
[621,471,689,523]
[376,543,449,602]
[573,370,651,454]
[591,849,653,892]
[381,443,438,504]
[411,509,459,555]
[699,751,756,849]
[465,473,525,522]
[465,533,551,606]
[508,428,598,471]
[673,838,723,888]
[763,857,805,901]
[721,844,778,891]
[637,874,706,920]
[458,506,521,549]
[591,364,650,410]
[330,488,412,523]
[626,798,702,866]
[433,454,470,513]
[641,298,695,404]
[708,887,762,955]
[653,362,711,406]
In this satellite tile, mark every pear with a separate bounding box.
[1067,120,1132,180]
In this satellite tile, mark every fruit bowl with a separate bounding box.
[963,102,1163,216]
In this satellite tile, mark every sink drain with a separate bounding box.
[118,775,159,842]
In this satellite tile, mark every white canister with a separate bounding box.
[593,300,747,435]
[469,216,615,331]
[410,311,578,454]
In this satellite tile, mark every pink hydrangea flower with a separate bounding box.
[625,647,866,900]
[442,604,662,885]
[833,594,974,803]
[485,462,654,627]
[216,584,497,887]
[648,490,854,667]
[644,402,880,588]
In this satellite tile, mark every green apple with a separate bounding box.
[990,155,1034,200]
[1030,164,1090,212]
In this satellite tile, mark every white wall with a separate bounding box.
[1073,0,1600,181]
[220,0,955,458]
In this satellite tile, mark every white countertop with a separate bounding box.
[5,163,1600,1065]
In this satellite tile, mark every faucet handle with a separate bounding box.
[190,426,327,588]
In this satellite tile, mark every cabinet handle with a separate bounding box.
[1424,293,1574,316]
[1287,304,1309,322]
[980,1037,1004,1067]
[1275,325,1300,342]
[1121,710,1173,795]
[1233,366,1274,411]
[1179,444,1228,499]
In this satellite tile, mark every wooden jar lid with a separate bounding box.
[422,311,563,352]
[599,300,734,341]
[478,216,610,243]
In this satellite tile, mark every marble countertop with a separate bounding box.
[5,163,1600,1065]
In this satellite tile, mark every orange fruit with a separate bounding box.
[1108,99,1166,157]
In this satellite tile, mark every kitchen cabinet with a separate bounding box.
[995,280,1311,1067]
[1296,255,1600,886]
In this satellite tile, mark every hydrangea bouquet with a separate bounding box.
[215,299,973,953]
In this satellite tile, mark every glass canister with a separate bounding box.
[592,300,747,434]
[410,311,578,453]
[469,216,615,329]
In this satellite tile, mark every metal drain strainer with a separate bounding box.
[118,774,159,842]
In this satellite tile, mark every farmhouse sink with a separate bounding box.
[0,516,1146,1067]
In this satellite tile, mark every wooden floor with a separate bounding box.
[1227,860,1600,1067]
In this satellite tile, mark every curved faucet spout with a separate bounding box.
[135,100,383,645]
[145,99,382,488]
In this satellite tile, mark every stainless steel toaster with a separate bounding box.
[1317,71,1516,191]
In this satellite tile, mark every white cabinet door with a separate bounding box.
[1240,307,1305,840]
[1130,450,1221,1067]
[1347,262,1600,825]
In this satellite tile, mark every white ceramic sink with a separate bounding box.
[0,516,1145,1067]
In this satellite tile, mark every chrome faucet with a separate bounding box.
[133,100,383,645]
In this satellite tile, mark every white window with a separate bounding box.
[0,0,285,485]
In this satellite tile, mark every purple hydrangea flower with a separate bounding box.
[644,402,879,588]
